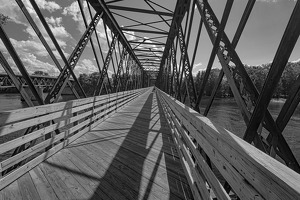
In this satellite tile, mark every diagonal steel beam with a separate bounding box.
[88,0,143,70]
[0,24,44,105]
[204,0,256,116]
[177,26,197,105]
[16,0,80,99]
[94,34,118,96]
[194,0,233,111]
[78,0,103,77]
[45,12,102,103]
[114,47,126,92]
[276,75,300,132]
[0,51,34,107]
[29,0,85,101]
[112,12,168,33]
[244,1,300,143]
[157,0,191,91]
[196,0,300,172]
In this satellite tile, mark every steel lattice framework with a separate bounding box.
[1,0,300,197]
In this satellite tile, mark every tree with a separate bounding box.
[0,13,9,25]
[32,71,49,76]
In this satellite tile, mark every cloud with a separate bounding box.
[35,0,61,12]
[291,58,300,63]
[0,0,61,25]
[0,1,74,76]
[123,30,136,41]
[192,62,203,75]
[63,1,112,53]
[73,59,98,76]
[62,1,82,22]
[0,40,59,76]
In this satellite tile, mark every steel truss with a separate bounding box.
[157,0,300,175]
[1,0,300,196]
[0,0,145,175]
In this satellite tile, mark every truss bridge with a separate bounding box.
[0,0,300,199]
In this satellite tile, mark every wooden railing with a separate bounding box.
[157,88,300,200]
[0,87,150,190]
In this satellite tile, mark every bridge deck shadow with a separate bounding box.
[0,91,193,200]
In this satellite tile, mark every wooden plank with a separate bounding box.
[0,90,143,137]
[17,172,41,200]
[28,167,59,200]
[159,90,230,200]
[0,111,96,172]
[0,88,147,125]
[162,99,211,200]
[159,91,263,199]
[0,180,22,200]
[0,89,148,172]
[159,90,300,199]
[67,146,133,200]
[45,156,90,199]
[170,108,229,199]
[38,162,76,200]
[71,134,189,199]
[86,131,186,179]
[70,140,170,200]
[0,123,91,190]
[90,126,178,157]
[54,150,111,199]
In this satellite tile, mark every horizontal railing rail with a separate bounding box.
[156,88,300,200]
[0,87,151,190]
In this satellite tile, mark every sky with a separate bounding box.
[0,0,299,77]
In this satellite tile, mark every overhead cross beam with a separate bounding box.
[88,0,143,70]
[107,5,173,16]
[157,0,191,88]
[121,28,169,35]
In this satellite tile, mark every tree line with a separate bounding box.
[192,61,300,99]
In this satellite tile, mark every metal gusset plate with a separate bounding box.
[45,12,103,104]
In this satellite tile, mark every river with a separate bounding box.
[1,93,299,163]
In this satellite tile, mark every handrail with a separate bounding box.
[156,88,300,200]
[0,87,151,190]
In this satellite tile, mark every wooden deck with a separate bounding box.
[0,90,192,200]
